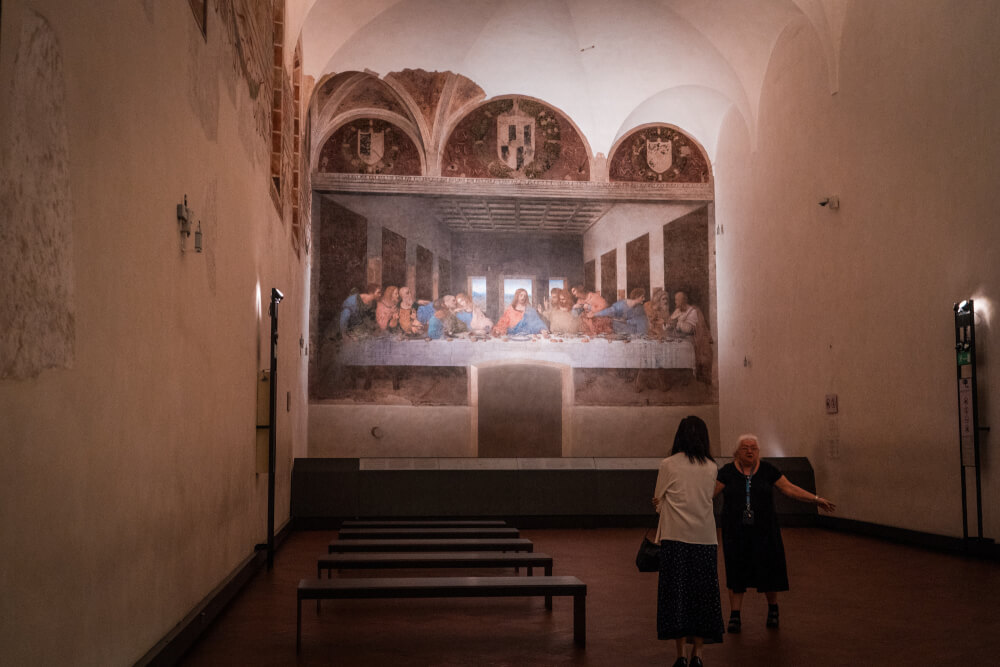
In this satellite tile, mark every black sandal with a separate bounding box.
[766,604,779,628]
[727,611,741,633]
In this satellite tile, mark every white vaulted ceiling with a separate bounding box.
[290,0,847,162]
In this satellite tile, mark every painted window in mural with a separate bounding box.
[469,277,488,312]
[502,277,533,309]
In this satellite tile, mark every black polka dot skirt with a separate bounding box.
[656,539,724,643]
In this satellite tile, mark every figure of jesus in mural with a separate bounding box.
[493,288,549,336]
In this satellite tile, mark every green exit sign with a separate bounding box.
[957,351,971,365]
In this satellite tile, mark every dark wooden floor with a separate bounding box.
[180,527,999,666]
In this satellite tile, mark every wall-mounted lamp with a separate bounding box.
[177,195,192,249]
[955,300,974,351]
[818,196,840,210]
[177,195,205,253]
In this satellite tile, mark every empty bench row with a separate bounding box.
[341,519,509,528]
[296,521,587,652]
[297,575,587,650]
[337,527,520,539]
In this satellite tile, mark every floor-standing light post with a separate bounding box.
[954,299,991,554]
[267,288,284,570]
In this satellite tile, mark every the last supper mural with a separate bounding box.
[311,198,716,408]
[309,76,716,411]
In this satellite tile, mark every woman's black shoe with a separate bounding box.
[766,604,779,628]
[727,612,741,633]
[690,657,704,667]
[671,658,687,667]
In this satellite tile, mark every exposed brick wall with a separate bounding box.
[217,1,271,147]
[215,0,304,249]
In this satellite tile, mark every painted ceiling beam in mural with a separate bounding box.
[311,173,713,203]
[418,197,611,234]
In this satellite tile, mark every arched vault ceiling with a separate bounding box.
[294,0,844,160]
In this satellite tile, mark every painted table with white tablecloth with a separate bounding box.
[336,335,696,369]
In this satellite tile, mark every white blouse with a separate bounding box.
[653,453,719,545]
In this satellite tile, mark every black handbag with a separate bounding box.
[635,529,660,572]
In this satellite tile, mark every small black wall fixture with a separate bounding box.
[267,287,284,570]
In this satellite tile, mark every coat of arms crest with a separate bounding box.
[497,101,535,172]
[646,139,673,175]
[358,121,385,167]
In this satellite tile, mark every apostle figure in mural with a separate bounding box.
[540,286,563,326]
[493,288,549,336]
[339,284,381,337]
[416,298,436,327]
[455,293,493,333]
[547,289,580,335]
[397,286,426,335]
[644,288,671,339]
[571,286,613,336]
[667,290,713,383]
[427,296,468,339]
[592,288,649,335]
[375,286,401,332]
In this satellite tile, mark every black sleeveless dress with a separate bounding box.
[716,461,789,593]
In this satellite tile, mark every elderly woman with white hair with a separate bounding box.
[713,434,836,633]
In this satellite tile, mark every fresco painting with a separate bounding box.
[311,200,717,408]
[309,81,716,411]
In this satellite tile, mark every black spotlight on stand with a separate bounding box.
[267,288,284,570]
[953,299,992,555]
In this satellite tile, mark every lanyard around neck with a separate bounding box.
[740,463,754,509]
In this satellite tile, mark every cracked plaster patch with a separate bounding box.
[0,11,75,380]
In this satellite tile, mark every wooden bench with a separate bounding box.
[296,575,586,651]
[328,538,534,553]
[316,551,556,609]
[341,519,508,528]
[317,551,552,578]
[337,527,520,540]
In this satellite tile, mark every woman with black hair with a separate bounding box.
[652,416,725,667]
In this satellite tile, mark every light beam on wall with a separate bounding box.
[969,293,992,328]
[255,281,262,321]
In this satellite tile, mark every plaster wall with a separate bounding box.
[310,404,473,457]
[713,1,1000,538]
[308,404,720,459]
[567,405,721,458]
[0,3,309,664]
